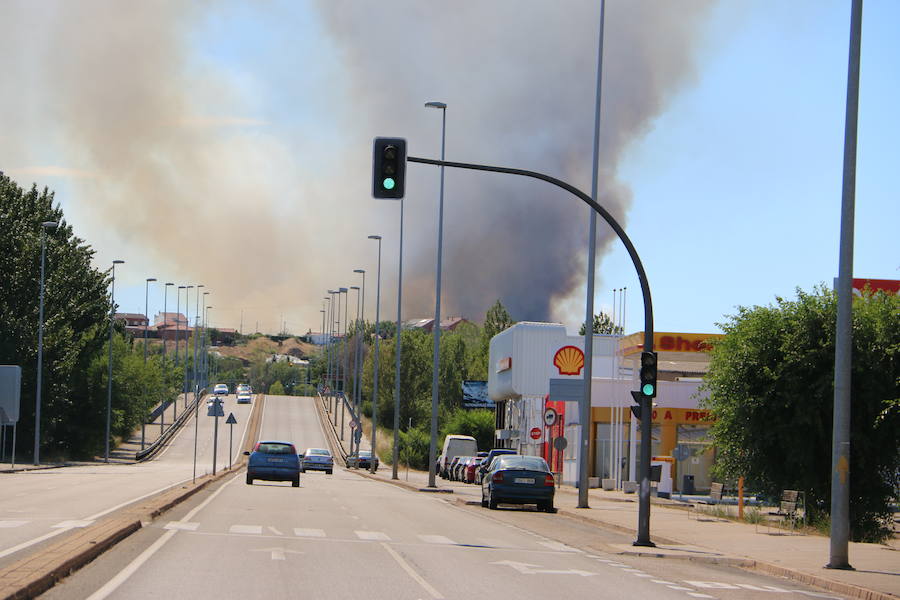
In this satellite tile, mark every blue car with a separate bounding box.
[244,441,301,487]
[481,455,555,512]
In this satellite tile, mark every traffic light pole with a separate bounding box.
[407,155,655,545]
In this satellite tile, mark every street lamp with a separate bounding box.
[350,285,361,442]
[339,287,349,426]
[353,270,366,412]
[367,235,382,473]
[201,291,210,388]
[162,283,174,365]
[205,306,213,389]
[182,285,194,400]
[105,259,125,463]
[143,278,157,363]
[33,220,57,465]
[161,282,174,428]
[425,99,447,488]
[176,286,186,367]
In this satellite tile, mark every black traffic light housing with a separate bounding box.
[639,351,658,398]
[372,137,407,199]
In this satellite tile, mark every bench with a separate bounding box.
[690,482,724,519]
[764,489,805,534]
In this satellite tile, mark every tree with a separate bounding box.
[269,380,285,395]
[483,299,515,340]
[0,174,114,459]
[579,312,623,335]
[701,286,899,542]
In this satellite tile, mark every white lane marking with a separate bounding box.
[251,546,302,560]
[687,595,716,599]
[537,540,580,552]
[86,473,239,600]
[632,573,654,578]
[0,521,28,528]
[652,580,676,584]
[294,528,325,538]
[0,529,68,559]
[230,525,262,535]
[355,530,390,541]
[667,586,694,591]
[418,535,455,545]
[491,560,595,576]
[85,476,195,520]
[683,581,740,589]
[267,526,284,536]
[381,542,444,599]
[163,522,199,531]
[52,520,94,528]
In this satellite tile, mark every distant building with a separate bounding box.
[114,312,154,338]
[403,317,472,333]
[153,312,192,341]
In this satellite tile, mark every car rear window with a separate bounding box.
[308,448,330,456]
[495,456,549,471]
[256,443,295,454]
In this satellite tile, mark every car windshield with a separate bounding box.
[307,448,330,456]
[256,443,295,455]
[495,456,549,471]
[359,451,371,457]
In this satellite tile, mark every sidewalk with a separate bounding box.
[313,398,898,600]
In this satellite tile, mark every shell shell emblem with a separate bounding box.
[553,345,584,376]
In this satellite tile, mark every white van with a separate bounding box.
[439,434,478,478]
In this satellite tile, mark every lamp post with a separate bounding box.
[162,283,173,365]
[192,285,204,397]
[367,235,382,473]
[425,100,447,488]
[327,291,337,400]
[340,287,349,430]
[143,278,157,363]
[201,291,210,389]
[161,282,174,430]
[205,306,213,390]
[182,285,194,403]
[34,220,57,465]
[176,286,186,367]
[392,194,406,481]
[105,259,125,463]
[350,285,360,431]
[353,269,366,415]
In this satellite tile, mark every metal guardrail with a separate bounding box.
[316,392,349,467]
[136,389,206,462]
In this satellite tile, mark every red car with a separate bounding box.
[464,457,483,484]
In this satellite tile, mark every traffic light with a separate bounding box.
[639,351,658,398]
[372,137,407,199]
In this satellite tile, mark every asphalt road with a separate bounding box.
[42,395,846,600]
[0,393,252,569]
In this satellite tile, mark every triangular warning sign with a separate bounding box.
[226,413,237,425]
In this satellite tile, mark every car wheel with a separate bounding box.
[246,474,253,485]
[481,492,488,508]
[292,477,300,487]
[326,469,333,475]
[299,468,305,473]
[488,491,498,510]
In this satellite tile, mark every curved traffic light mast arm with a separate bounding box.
[407,155,654,353]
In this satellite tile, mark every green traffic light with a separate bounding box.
[383,177,395,190]
[642,383,655,396]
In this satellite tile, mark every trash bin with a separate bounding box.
[682,474,695,495]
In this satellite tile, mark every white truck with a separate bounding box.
[439,434,478,478]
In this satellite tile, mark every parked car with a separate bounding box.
[464,457,483,484]
[481,454,555,512]
[244,441,301,487]
[477,449,518,484]
[439,435,478,478]
[213,383,229,395]
[236,391,252,404]
[447,456,465,481]
[300,448,333,474]
[347,450,379,471]
[454,456,471,481]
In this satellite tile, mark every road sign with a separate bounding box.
[207,397,224,417]
[226,413,237,425]
[673,444,690,461]
[350,419,360,430]
[0,366,22,424]
[529,427,541,440]
[553,436,568,451]
[543,407,558,427]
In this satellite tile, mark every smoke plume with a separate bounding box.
[0,1,714,332]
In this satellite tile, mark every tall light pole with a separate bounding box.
[143,278,157,363]
[105,259,125,463]
[34,220,57,465]
[350,285,360,418]
[368,235,382,473]
[192,285,205,396]
[162,283,173,366]
[425,100,447,488]
[392,194,406,480]
[340,287,349,430]
[205,306,213,389]
[182,285,194,402]
[353,269,366,414]
[176,286,186,367]
[201,291,210,389]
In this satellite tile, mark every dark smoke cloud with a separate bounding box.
[0,1,714,332]
[315,0,715,323]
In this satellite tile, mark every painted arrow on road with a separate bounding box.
[252,547,304,561]
[491,560,595,576]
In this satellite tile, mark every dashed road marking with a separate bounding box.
[355,530,390,541]
[418,535,455,545]
[164,522,199,531]
[537,541,580,552]
[294,528,326,537]
[230,525,263,535]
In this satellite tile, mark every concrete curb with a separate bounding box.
[0,392,266,600]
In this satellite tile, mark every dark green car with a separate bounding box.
[481,455,555,512]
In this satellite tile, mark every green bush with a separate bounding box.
[399,426,431,470]
[268,380,285,395]
[440,408,495,451]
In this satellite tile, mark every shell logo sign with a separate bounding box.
[553,345,584,376]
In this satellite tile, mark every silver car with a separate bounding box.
[300,448,333,474]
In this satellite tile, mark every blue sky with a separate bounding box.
[3,1,896,336]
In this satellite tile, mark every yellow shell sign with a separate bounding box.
[553,345,584,376]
